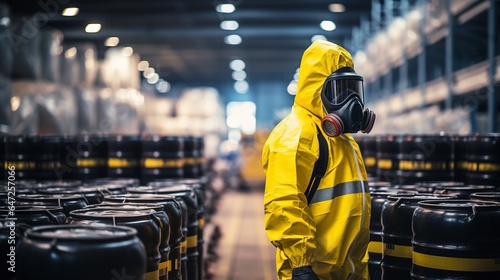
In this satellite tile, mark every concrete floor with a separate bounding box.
[206,188,277,280]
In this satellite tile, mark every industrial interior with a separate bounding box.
[0,0,499,280]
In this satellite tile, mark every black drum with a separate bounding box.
[183,136,200,179]
[141,135,184,184]
[194,136,205,177]
[38,186,111,204]
[4,135,62,181]
[0,205,66,227]
[128,186,195,280]
[86,203,171,280]
[150,179,206,280]
[376,134,400,184]
[368,191,406,280]
[414,181,464,194]
[16,225,147,280]
[412,200,500,279]
[397,134,454,185]
[466,133,500,187]
[67,208,161,280]
[107,134,142,179]
[62,134,108,181]
[434,184,497,199]
[381,194,456,280]
[104,193,184,280]
[453,135,469,184]
[469,192,500,203]
[17,193,89,215]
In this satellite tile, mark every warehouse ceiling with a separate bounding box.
[2,0,373,89]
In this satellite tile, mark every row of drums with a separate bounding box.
[368,181,500,280]
[355,133,500,187]
[0,177,208,280]
[0,134,205,183]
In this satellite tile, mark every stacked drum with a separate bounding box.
[362,132,500,280]
[0,133,207,280]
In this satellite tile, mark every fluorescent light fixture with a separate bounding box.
[287,81,298,95]
[229,59,245,71]
[156,80,171,93]
[216,4,235,13]
[121,46,134,57]
[147,73,159,84]
[220,20,239,30]
[62,7,79,17]
[85,23,101,33]
[329,4,345,13]
[138,61,149,71]
[320,20,336,31]
[234,80,249,94]
[311,34,327,42]
[104,37,119,47]
[65,47,77,58]
[143,67,155,79]
[224,34,242,45]
[232,70,247,81]
[0,17,11,27]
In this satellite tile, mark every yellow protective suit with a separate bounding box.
[262,40,371,280]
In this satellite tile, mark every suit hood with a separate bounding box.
[293,40,354,119]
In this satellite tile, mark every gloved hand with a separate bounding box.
[292,266,320,280]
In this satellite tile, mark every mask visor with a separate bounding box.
[323,79,364,105]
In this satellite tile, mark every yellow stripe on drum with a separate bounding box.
[187,235,198,248]
[108,158,140,168]
[167,260,172,272]
[5,161,36,170]
[383,243,412,259]
[413,251,500,272]
[142,158,184,168]
[145,270,160,280]
[181,240,187,254]
[377,159,392,170]
[76,158,106,167]
[368,241,383,254]
[364,157,376,167]
[399,160,450,171]
[198,218,205,229]
[184,157,197,165]
[159,261,169,276]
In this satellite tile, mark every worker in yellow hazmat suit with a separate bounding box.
[262,40,376,280]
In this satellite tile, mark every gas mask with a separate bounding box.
[320,67,376,137]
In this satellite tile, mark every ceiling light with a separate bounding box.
[105,37,119,47]
[62,7,79,17]
[232,70,247,81]
[156,80,171,93]
[311,34,327,42]
[220,20,239,31]
[287,81,298,95]
[138,61,149,71]
[143,67,155,79]
[234,80,249,94]
[320,20,336,31]
[224,34,242,45]
[229,59,245,71]
[0,17,10,27]
[65,47,77,58]
[329,4,346,13]
[121,46,134,57]
[85,23,101,33]
[147,73,159,84]
[216,4,236,13]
